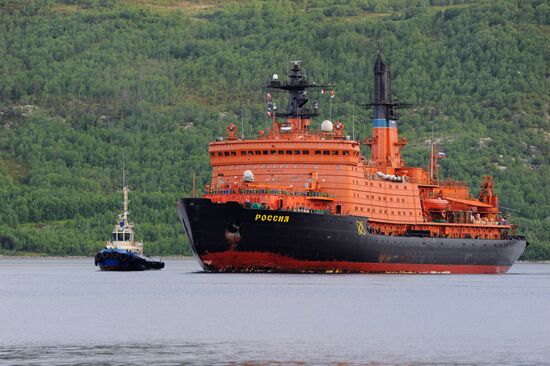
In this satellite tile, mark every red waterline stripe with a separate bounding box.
[200,251,510,274]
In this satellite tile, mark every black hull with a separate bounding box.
[177,198,526,274]
[94,249,165,271]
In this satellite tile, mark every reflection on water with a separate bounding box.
[0,258,549,365]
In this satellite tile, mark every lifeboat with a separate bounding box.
[423,198,449,212]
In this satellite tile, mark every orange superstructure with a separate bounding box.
[204,49,516,243]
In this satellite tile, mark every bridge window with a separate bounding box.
[248,151,254,155]
[255,150,261,155]
[263,150,269,155]
[224,152,230,156]
[323,151,330,155]
[315,150,321,155]
[286,150,292,154]
[217,152,223,157]
[332,151,339,155]
[278,150,284,154]
[240,151,246,156]
[210,153,215,157]
[302,150,309,155]
[271,150,276,155]
[343,151,349,156]
[230,151,236,156]
[294,150,301,154]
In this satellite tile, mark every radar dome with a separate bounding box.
[243,170,255,182]
[321,120,333,132]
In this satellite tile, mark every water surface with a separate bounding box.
[1,258,549,365]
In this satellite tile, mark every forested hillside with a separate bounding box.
[0,0,548,258]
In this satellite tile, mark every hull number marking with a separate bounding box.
[255,214,290,223]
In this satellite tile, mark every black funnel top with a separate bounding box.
[373,41,391,104]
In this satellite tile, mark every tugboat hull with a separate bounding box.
[95,249,165,271]
[177,198,526,274]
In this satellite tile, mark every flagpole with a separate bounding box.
[241,101,244,139]
[430,143,434,181]
[430,109,435,181]
[352,104,355,141]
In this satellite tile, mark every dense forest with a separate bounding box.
[0,0,548,258]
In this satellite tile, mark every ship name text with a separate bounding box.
[255,214,290,223]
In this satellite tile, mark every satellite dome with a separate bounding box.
[321,120,333,132]
[243,170,255,182]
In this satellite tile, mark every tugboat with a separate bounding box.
[95,186,164,271]
[177,43,527,274]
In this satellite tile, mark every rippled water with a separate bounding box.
[0,258,549,365]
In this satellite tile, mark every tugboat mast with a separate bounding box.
[122,155,129,223]
[123,186,129,223]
